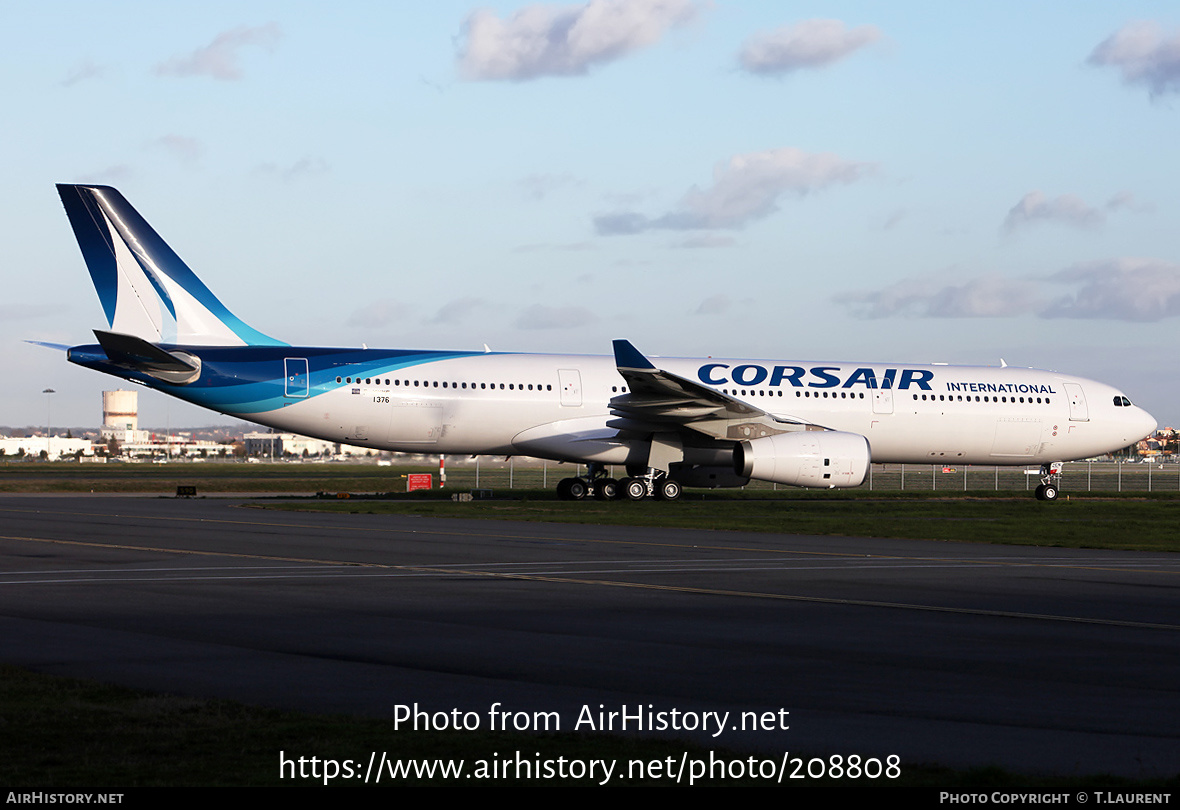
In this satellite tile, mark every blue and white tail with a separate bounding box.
[57,184,285,347]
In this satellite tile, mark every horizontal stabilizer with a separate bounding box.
[93,330,202,384]
[24,340,72,352]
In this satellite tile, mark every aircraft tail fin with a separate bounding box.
[56,184,285,347]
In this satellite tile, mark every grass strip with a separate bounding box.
[256,491,1180,553]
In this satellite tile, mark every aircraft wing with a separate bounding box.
[609,340,811,441]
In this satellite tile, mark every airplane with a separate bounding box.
[45,184,1156,502]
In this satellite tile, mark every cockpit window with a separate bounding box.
[1113,396,1133,407]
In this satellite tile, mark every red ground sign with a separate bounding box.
[407,473,432,492]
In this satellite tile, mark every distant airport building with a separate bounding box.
[244,431,340,458]
[0,436,93,459]
[94,390,234,458]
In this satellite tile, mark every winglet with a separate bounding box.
[613,339,657,372]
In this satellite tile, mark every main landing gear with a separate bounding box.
[556,464,682,502]
[1034,461,1063,501]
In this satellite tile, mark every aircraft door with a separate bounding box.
[558,369,582,407]
[872,388,894,414]
[284,358,309,398]
[1064,383,1089,422]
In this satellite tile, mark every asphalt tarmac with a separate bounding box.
[0,495,1177,778]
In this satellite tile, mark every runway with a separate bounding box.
[0,495,1177,778]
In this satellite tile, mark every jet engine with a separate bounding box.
[733,431,870,488]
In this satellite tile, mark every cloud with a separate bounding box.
[1088,21,1180,98]
[80,165,134,184]
[154,135,202,164]
[1002,191,1105,232]
[60,59,105,88]
[836,258,1180,322]
[595,147,873,234]
[458,0,698,81]
[255,156,329,182]
[694,294,731,315]
[515,304,598,329]
[594,212,650,235]
[1002,190,1146,233]
[1105,190,1153,213]
[430,297,488,324]
[881,209,905,230]
[739,19,881,76]
[836,274,1042,319]
[155,23,281,80]
[1042,258,1180,321]
[347,299,413,328]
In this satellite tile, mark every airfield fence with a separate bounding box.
[431,458,1176,494]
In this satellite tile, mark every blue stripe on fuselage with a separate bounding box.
[67,344,487,416]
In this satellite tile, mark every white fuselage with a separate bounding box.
[247,352,1155,466]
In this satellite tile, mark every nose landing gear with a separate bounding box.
[1034,462,1063,501]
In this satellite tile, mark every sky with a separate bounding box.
[4,1,1180,430]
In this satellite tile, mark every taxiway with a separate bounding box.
[0,495,1176,777]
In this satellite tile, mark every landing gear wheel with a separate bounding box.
[558,477,588,500]
[655,478,682,501]
[1039,483,1058,501]
[594,478,619,501]
[622,477,648,501]
[1035,462,1063,502]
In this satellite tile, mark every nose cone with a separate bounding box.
[1130,406,1157,443]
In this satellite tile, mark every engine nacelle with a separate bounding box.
[734,431,870,489]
